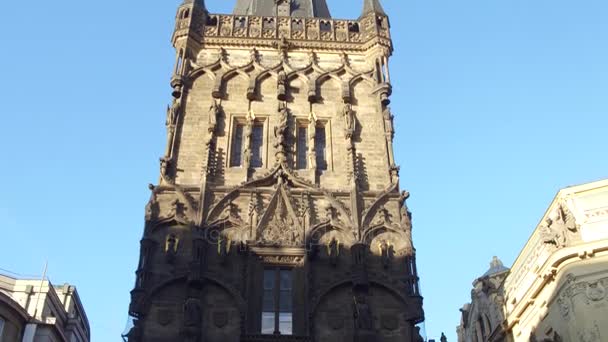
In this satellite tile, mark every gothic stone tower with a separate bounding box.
[126,0,424,341]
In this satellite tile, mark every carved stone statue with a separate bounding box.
[352,243,367,267]
[308,112,317,169]
[208,100,220,133]
[383,106,395,139]
[277,70,287,101]
[167,98,181,127]
[441,332,448,342]
[274,104,289,149]
[165,234,178,263]
[540,218,567,248]
[380,240,394,269]
[328,237,339,267]
[353,294,373,330]
[160,157,171,179]
[243,119,253,168]
[184,297,202,326]
[343,103,355,139]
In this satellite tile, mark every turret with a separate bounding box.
[171,0,207,98]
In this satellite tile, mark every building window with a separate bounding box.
[315,124,327,170]
[230,124,245,167]
[296,126,308,169]
[262,268,293,335]
[251,123,264,168]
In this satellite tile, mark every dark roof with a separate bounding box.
[482,256,509,277]
[233,0,331,18]
[361,0,386,16]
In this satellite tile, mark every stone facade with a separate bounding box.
[458,179,608,342]
[125,1,425,341]
[0,273,90,342]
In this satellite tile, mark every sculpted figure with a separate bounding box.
[208,100,220,133]
[308,113,317,169]
[183,297,202,328]
[383,106,395,138]
[379,240,394,269]
[343,103,355,139]
[441,332,448,342]
[165,234,178,263]
[277,70,287,100]
[274,104,289,149]
[353,294,373,330]
[328,237,339,266]
[167,98,181,127]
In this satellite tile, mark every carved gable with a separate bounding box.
[256,183,303,247]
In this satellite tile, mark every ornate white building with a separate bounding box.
[458,179,608,342]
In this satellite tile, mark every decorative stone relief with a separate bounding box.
[578,322,601,342]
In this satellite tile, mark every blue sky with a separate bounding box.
[0,0,606,340]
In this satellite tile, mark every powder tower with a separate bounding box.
[126,0,425,341]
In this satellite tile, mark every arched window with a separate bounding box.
[183,8,190,19]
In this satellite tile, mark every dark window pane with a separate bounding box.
[264,269,275,290]
[230,124,244,167]
[263,290,275,312]
[251,124,264,168]
[315,126,327,170]
[280,270,292,290]
[296,127,308,169]
[279,291,292,312]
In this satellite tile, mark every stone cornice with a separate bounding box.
[504,240,608,325]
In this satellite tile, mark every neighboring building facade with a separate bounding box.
[0,273,90,342]
[125,0,425,341]
[458,179,608,342]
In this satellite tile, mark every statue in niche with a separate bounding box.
[274,104,289,151]
[208,100,220,134]
[353,294,373,330]
[243,119,253,168]
[167,98,181,127]
[277,70,287,101]
[183,297,203,341]
[379,240,394,269]
[383,106,395,139]
[160,157,172,179]
[308,112,318,169]
[343,103,355,139]
[328,237,340,267]
[165,234,178,264]
[352,243,367,267]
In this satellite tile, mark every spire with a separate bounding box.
[361,0,386,17]
[234,0,331,18]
